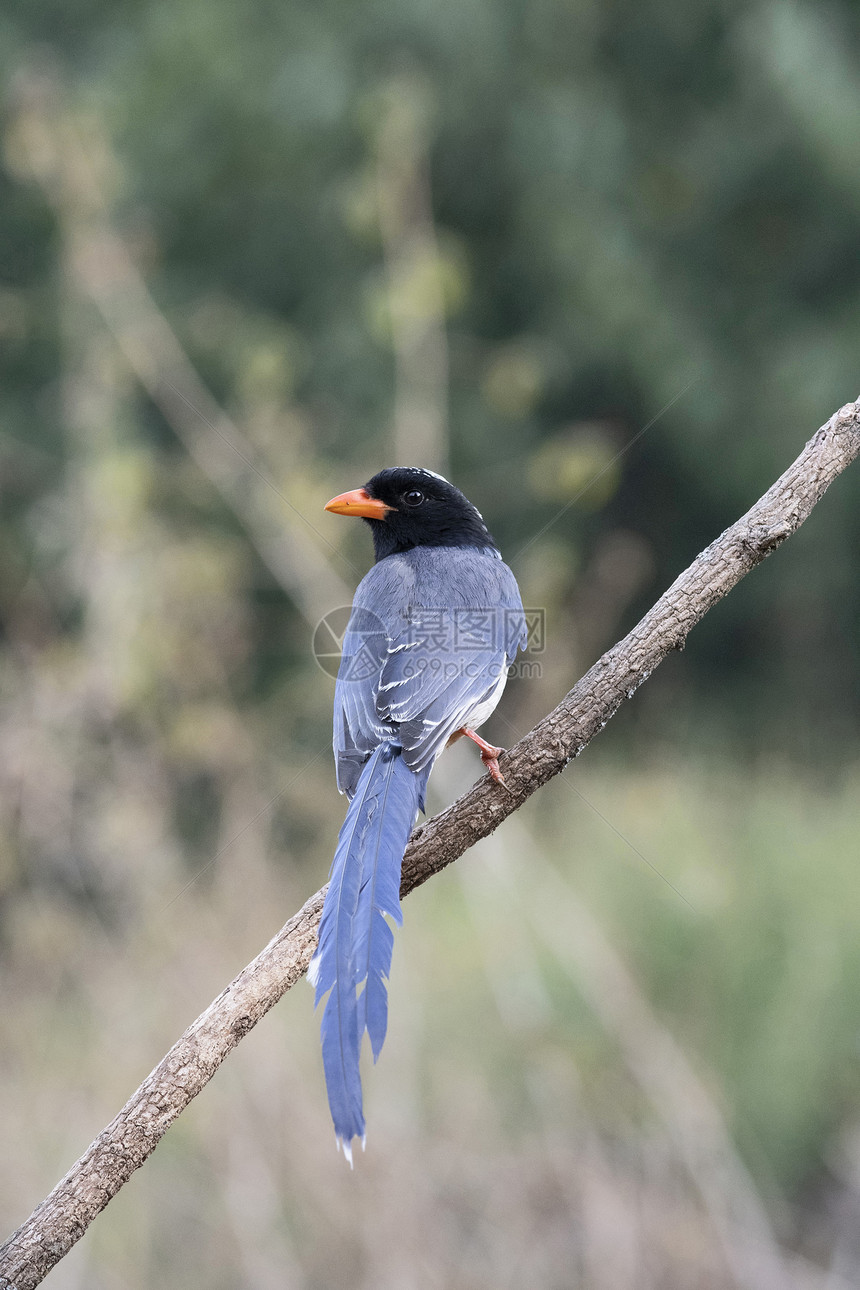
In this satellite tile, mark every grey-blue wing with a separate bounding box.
[378,566,526,770]
[333,605,392,797]
[333,548,527,795]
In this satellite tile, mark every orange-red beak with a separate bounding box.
[324,487,392,520]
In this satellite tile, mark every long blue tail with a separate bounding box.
[308,742,428,1163]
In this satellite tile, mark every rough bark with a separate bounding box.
[1,399,859,1289]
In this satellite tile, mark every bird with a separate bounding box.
[308,466,527,1163]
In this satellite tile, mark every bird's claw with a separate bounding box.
[481,749,506,785]
[457,727,510,790]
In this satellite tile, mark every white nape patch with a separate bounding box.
[395,466,451,484]
[307,954,320,989]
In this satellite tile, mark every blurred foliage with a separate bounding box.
[1,0,860,746]
[2,0,860,1284]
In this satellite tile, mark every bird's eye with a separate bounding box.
[402,489,425,507]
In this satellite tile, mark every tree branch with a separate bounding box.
[1,399,859,1288]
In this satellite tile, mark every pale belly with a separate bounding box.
[462,666,508,732]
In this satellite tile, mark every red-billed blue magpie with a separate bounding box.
[309,467,527,1162]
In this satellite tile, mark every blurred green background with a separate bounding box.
[2,0,860,1285]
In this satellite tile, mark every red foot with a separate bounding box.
[456,727,506,785]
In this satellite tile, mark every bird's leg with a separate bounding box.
[457,727,506,785]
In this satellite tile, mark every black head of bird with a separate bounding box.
[325,466,497,561]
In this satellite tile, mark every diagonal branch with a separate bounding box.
[1,400,859,1288]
